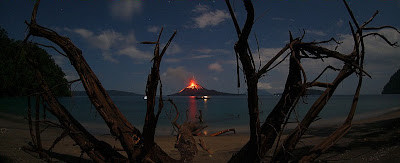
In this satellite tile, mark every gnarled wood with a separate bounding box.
[26,1,142,161]
[27,59,127,162]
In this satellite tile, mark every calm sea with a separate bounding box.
[1,95,400,135]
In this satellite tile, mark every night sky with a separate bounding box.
[1,0,399,95]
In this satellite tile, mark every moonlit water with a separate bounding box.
[1,95,400,135]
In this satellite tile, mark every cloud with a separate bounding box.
[192,4,209,13]
[96,30,124,50]
[110,0,142,21]
[165,58,181,63]
[52,55,66,66]
[195,48,230,54]
[64,69,79,81]
[258,82,272,90]
[73,28,93,38]
[165,43,182,55]
[118,47,152,60]
[192,5,230,28]
[208,62,223,72]
[305,30,327,36]
[162,67,192,81]
[73,28,126,50]
[189,48,231,59]
[257,47,287,66]
[68,28,151,62]
[332,28,400,73]
[147,26,160,33]
[244,28,400,94]
[161,67,194,93]
[192,55,214,59]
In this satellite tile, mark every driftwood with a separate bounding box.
[168,99,199,161]
[225,0,399,162]
[25,55,126,162]
[198,138,213,156]
[25,95,49,160]
[33,95,45,158]
[27,96,36,148]
[21,0,399,162]
[24,1,201,161]
[210,128,236,137]
[26,1,144,162]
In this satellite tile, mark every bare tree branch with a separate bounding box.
[360,10,379,28]
[310,65,340,84]
[308,82,335,88]
[34,42,67,57]
[362,33,399,47]
[256,43,291,78]
[363,25,400,34]
[26,1,143,161]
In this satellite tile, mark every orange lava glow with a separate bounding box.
[186,79,202,90]
[178,77,204,93]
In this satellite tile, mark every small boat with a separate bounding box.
[143,96,147,100]
[195,95,210,99]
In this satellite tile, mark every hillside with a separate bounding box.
[382,69,400,94]
[258,89,272,96]
[169,81,243,96]
[0,27,69,97]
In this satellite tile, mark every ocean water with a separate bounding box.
[1,94,400,135]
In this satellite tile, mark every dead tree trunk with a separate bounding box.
[24,54,127,162]
[34,95,45,158]
[25,1,199,160]
[27,96,36,148]
[225,0,399,162]
[226,1,305,162]
[25,1,143,161]
[229,38,304,162]
[225,0,262,161]
[142,28,176,152]
[272,65,353,162]
[271,0,399,161]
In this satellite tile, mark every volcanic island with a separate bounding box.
[169,79,243,96]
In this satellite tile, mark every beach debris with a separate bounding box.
[48,129,69,151]
[210,128,236,136]
[198,138,213,156]
[0,128,7,134]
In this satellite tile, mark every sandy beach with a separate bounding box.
[1,107,399,162]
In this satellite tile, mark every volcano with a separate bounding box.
[169,79,243,96]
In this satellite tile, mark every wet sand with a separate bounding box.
[0,107,399,162]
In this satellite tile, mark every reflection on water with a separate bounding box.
[188,96,197,122]
[1,95,400,135]
[188,96,209,122]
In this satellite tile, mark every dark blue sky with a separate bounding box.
[1,0,399,95]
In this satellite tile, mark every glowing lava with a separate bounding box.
[186,79,203,90]
[178,78,204,93]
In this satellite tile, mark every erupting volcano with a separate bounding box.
[169,78,243,96]
[185,79,203,90]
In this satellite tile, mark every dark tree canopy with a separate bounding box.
[382,68,400,94]
[0,27,70,97]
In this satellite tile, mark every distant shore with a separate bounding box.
[1,106,399,162]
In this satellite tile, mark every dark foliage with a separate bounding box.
[0,27,70,97]
[382,68,400,94]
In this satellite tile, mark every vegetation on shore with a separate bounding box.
[0,27,70,97]
[382,68,400,94]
